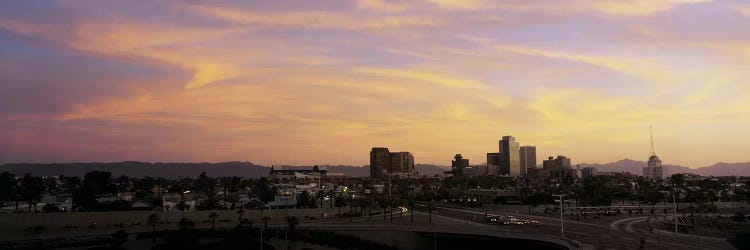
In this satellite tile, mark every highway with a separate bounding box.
[422,204,737,250]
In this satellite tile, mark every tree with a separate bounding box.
[237,208,246,226]
[671,174,686,210]
[147,213,159,243]
[73,171,117,211]
[298,191,313,208]
[335,195,344,217]
[252,177,276,202]
[519,182,533,214]
[315,191,326,210]
[20,174,44,212]
[209,212,219,231]
[287,216,299,237]
[409,200,415,223]
[178,217,195,231]
[0,172,14,204]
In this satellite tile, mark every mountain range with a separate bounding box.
[1,159,747,178]
[577,159,750,177]
[0,162,449,178]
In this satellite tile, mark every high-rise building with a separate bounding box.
[519,146,537,176]
[391,151,414,173]
[370,147,415,179]
[499,136,521,176]
[642,126,664,179]
[542,156,576,179]
[452,154,470,177]
[643,156,664,179]
[486,153,501,176]
[370,147,390,179]
[543,156,571,170]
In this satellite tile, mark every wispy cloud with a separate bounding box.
[0,0,748,167]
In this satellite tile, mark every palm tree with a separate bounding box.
[409,200,415,223]
[147,213,159,243]
[209,212,219,231]
[262,216,271,231]
[327,190,335,208]
[286,216,299,235]
[427,202,435,224]
[178,217,195,231]
[237,208,245,226]
[519,183,532,214]
[348,197,353,222]
[671,174,686,210]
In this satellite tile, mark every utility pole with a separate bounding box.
[388,169,392,223]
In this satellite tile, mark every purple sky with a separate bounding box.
[1,0,750,168]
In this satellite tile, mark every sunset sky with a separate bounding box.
[1,0,750,168]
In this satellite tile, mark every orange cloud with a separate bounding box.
[183,4,438,30]
[357,0,412,12]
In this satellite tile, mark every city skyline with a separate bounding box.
[2,1,750,168]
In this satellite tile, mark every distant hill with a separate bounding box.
[3,160,745,178]
[324,164,449,177]
[0,162,452,178]
[416,164,450,177]
[694,162,750,177]
[0,161,268,178]
[578,159,750,177]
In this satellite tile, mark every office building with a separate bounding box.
[543,155,571,170]
[642,126,664,179]
[581,167,598,178]
[370,147,415,179]
[541,156,578,179]
[519,146,537,176]
[486,153,501,176]
[499,136,521,176]
[370,147,391,179]
[391,151,415,173]
[643,156,664,179]
[451,154,470,177]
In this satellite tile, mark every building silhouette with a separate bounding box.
[642,126,665,179]
[486,153,501,176]
[370,147,415,179]
[391,151,415,173]
[370,147,391,179]
[539,155,580,179]
[451,154,470,177]
[519,146,536,176]
[581,167,598,178]
[499,136,521,176]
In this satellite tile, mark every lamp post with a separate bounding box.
[554,194,565,239]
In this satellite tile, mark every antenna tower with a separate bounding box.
[649,124,656,156]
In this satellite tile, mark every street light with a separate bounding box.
[553,194,565,239]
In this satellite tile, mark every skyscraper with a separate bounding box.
[643,126,664,179]
[643,155,664,179]
[370,147,415,179]
[370,147,390,179]
[390,151,414,173]
[499,136,521,176]
[519,146,537,176]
